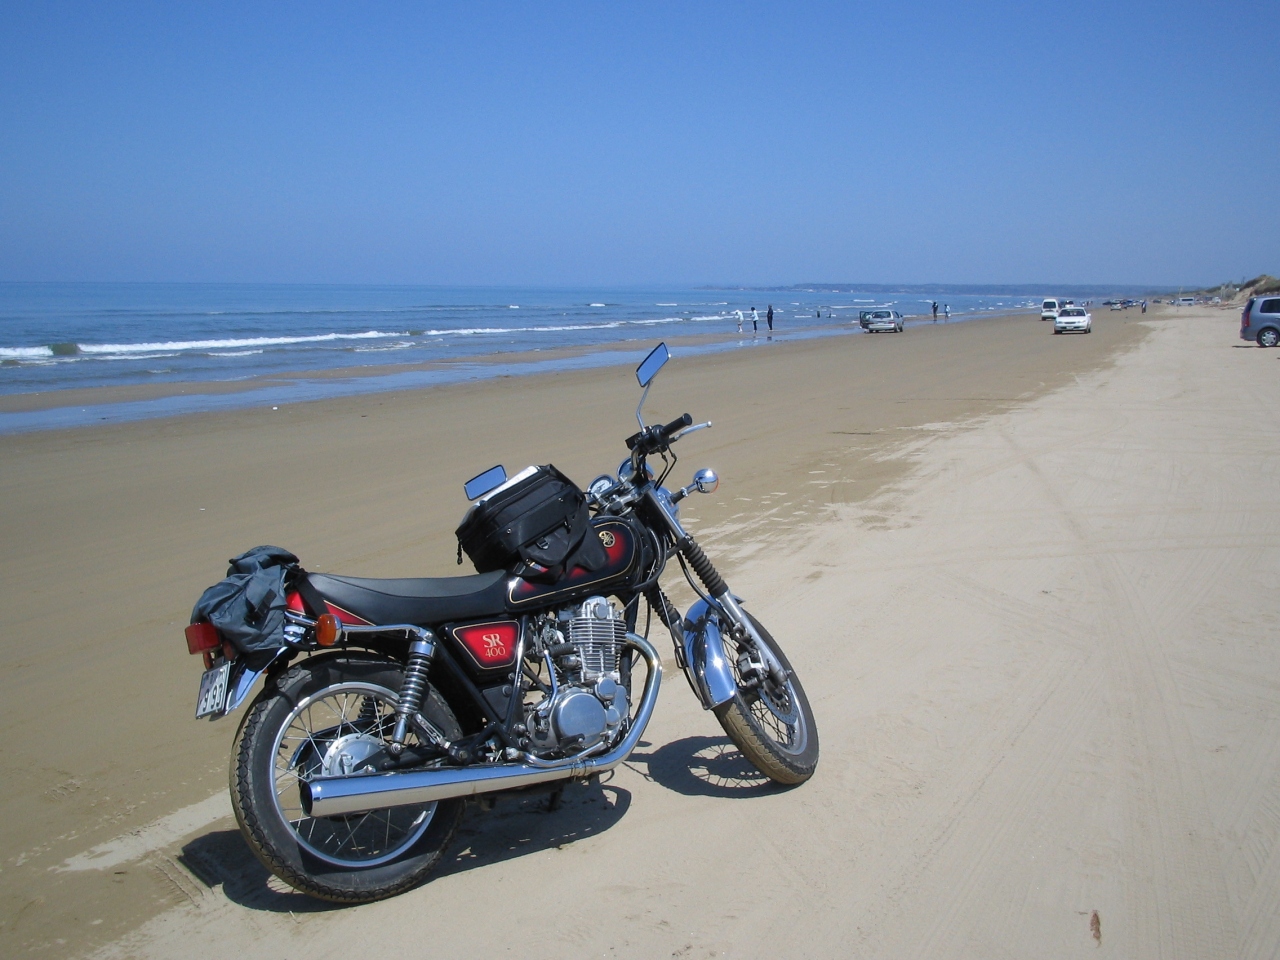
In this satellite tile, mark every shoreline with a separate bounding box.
[0,310,1034,431]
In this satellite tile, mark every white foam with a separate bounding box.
[77,330,401,355]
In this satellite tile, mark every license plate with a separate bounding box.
[195,661,232,719]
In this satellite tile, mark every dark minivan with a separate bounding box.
[1241,296,1280,347]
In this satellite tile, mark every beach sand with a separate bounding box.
[6,304,1277,957]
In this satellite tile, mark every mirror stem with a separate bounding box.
[635,379,653,430]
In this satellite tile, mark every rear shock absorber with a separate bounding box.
[390,636,436,756]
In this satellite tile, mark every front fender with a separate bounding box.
[681,599,738,710]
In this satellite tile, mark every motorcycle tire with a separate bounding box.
[713,614,819,785]
[230,653,464,903]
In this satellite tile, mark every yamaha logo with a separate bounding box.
[599,530,616,548]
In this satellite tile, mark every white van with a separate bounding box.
[1041,298,1063,321]
[1176,297,1195,306]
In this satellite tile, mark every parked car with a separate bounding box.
[1054,306,1092,334]
[860,309,904,333]
[1241,296,1280,347]
[1041,298,1064,321]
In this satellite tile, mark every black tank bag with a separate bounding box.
[455,465,605,580]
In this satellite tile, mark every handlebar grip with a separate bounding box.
[625,413,694,454]
[662,413,693,436]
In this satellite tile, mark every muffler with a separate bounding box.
[304,634,662,818]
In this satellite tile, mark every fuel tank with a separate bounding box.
[506,516,643,610]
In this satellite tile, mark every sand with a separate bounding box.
[6,304,1277,958]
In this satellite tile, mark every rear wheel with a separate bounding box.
[713,614,818,785]
[230,654,464,903]
[1258,328,1279,348]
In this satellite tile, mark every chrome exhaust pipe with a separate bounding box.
[304,634,662,818]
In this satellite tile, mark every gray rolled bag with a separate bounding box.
[191,546,299,654]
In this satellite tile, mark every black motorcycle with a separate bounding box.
[185,342,818,902]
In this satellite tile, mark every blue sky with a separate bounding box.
[1,1,1275,287]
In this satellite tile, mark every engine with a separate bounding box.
[523,596,631,757]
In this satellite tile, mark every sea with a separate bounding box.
[0,283,1039,432]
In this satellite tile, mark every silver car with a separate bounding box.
[859,309,904,333]
[1241,296,1280,347]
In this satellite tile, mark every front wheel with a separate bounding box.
[713,614,819,785]
[229,654,465,903]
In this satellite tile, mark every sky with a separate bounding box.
[0,1,1276,288]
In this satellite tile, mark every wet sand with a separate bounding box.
[8,306,1243,956]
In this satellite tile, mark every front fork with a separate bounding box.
[641,487,786,709]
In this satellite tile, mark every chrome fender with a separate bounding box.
[681,598,738,710]
[216,647,289,719]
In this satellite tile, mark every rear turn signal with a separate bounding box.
[315,613,342,647]
[185,621,221,655]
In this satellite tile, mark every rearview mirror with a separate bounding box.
[464,464,507,501]
[636,342,670,387]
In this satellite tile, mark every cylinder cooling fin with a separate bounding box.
[566,596,627,680]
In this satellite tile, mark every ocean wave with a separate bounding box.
[353,341,417,353]
[77,330,404,355]
[0,346,57,359]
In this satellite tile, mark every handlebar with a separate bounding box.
[625,412,693,455]
[661,413,694,436]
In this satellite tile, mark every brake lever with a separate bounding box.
[672,421,712,440]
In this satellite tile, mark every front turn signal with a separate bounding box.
[315,613,343,647]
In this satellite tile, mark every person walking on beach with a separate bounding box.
[932,301,938,322]
[944,304,950,321]
[1141,300,1147,314]
[766,305,774,332]
[735,309,744,333]
[750,307,758,333]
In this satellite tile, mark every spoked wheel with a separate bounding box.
[230,655,464,903]
[713,613,819,785]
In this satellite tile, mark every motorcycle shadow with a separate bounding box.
[436,778,631,879]
[178,829,344,914]
[626,735,776,799]
[174,738,766,912]
[177,780,635,912]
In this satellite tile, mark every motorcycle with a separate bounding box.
[184,342,818,903]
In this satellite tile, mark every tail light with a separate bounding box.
[185,621,221,654]
[1243,300,1253,330]
[186,622,236,668]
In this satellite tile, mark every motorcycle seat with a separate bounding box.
[305,570,512,626]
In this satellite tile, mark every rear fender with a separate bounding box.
[216,647,291,718]
[681,599,738,710]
